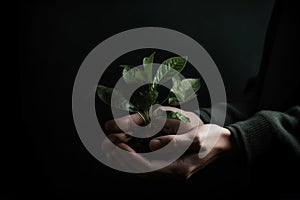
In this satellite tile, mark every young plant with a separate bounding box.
[97,52,201,125]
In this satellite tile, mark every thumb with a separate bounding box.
[149,135,174,151]
[105,113,144,133]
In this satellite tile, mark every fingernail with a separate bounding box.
[150,139,162,151]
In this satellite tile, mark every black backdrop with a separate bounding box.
[19,0,278,197]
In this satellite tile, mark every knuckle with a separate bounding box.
[194,134,202,147]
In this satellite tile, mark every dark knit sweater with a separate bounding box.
[199,0,300,165]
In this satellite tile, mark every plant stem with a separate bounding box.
[160,95,169,105]
[137,111,150,125]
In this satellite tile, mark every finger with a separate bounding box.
[101,135,115,154]
[106,143,143,171]
[149,135,175,151]
[101,142,137,169]
[107,133,132,144]
[104,113,144,133]
[117,142,135,152]
[116,143,172,172]
[101,133,131,157]
[149,127,201,152]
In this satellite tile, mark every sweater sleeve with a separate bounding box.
[197,102,254,126]
[226,106,300,164]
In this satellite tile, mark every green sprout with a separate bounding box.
[97,52,201,125]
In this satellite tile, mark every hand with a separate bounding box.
[102,123,232,179]
[103,106,203,152]
[147,124,232,179]
[102,106,232,179]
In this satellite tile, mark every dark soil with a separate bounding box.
[127,127,177,153]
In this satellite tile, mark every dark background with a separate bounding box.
[18,0,285,198]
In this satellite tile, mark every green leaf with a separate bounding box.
[131,86,158,112]
[168,75,201,106]
[120,65,147,85]
[138,89,158,123]
[168,93,180,106]
[152,56,187,87]
[140,89,158,111]
[143,52,155,82]
[97,85,137,112]
[128,85,158,124]
[156,109,190,123]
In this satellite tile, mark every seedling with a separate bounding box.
[97,52,200,152]
[97,52,200,124]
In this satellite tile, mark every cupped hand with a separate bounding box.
[102,124,231,179]
[101,106,232,179]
